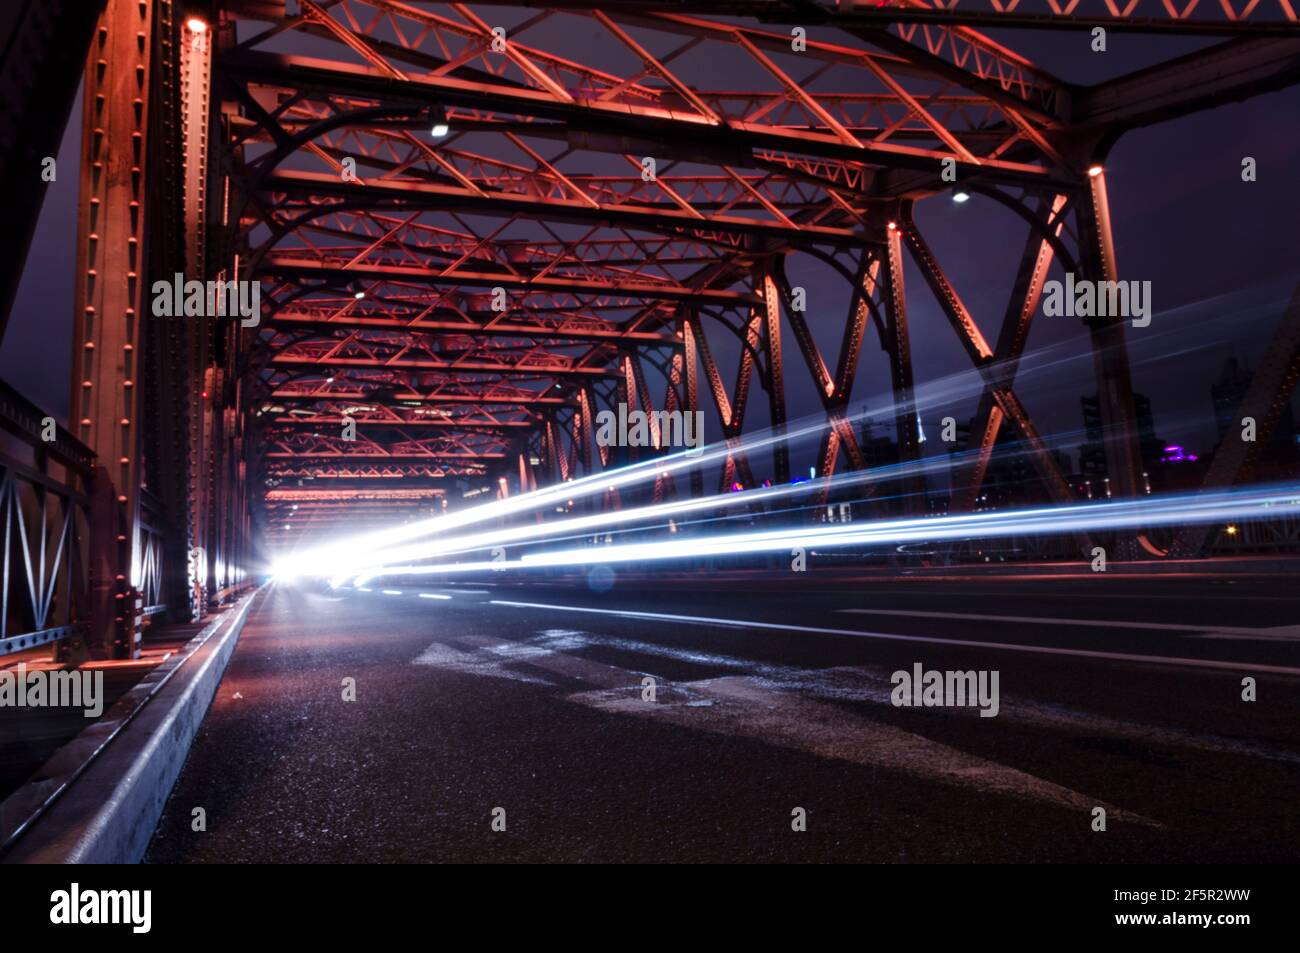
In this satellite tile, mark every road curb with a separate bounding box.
[1,589,260,864]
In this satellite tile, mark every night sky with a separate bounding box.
[5,17,1297,466]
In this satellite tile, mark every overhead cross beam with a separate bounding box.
[182,0,1300,552]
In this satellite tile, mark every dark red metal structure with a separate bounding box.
[0,1,1297,656]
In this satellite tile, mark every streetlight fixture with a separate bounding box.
[428,104,449,138]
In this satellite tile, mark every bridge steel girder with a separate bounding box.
[180,0,1300,556]
[459,1,1300,37]
[216,0,1076,530]
[1079,170,1146,506]
[901,208,1075,509]
[70,0,255,658]
[881,223,925,514]
[258,254,761,308]
[72,0,162,659]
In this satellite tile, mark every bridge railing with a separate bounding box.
[138,487,167,619]
[0,379,93,657]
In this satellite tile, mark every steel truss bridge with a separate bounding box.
[0,0,1297,658]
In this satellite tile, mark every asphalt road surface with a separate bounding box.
[146,573,1300,863]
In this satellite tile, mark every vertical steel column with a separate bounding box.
[882,223,924,513]
[142,0,206,623]
[517,452,531,496]
[759,268,789,485]
[178,12,213,612]
[544,416,565,483]
[72,0,159,658]
[574,388,594,475]
[680,317,703,498]
[1081,170,1144,501]
[192,362,216,604]
[618,352,640,466]
[725,309,761,491]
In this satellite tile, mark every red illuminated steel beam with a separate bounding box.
[950,194,1069,512]
[263,464,489,479]
[269,310,678,345]
[221,47,1060,184]
[271,416,534,430]
[490,0,1300,35]
[259,251,762,305]
[268,352,617,378]
[900,208,1075,507]
[259,170,867,247]
[205,0,1300,554]
[72,0,158,658]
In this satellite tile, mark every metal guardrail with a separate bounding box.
[0,591,258,857]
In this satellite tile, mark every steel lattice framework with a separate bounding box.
[202,0,1298,542]
[0,0,1296,654]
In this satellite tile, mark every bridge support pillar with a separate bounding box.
[1081,170,1145,502]
[882,224,924,514]
[72,0,164,658]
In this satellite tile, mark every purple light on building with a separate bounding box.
[1161,444,1199,463]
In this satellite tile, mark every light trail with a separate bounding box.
[270,328,1111,579]
[336,425,1115,583]
[272,286,1291,585]
[336,447,976,578]
[350,483,1300,584]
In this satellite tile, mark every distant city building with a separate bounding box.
[1077,392,1168,495]
[858,418,900,471]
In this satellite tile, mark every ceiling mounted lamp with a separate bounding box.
[428,103,450,139]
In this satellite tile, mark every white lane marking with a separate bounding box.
[358,587,372,592]
[570,675,1155,825]
[421,630,1117,814]
[764,665,1300,766]
[460,631,634,689]
[490,600,1300,677]
[845,587,1300,602]
[413,627,1295,809]
[412,640,551,685]
[383,589,402,595]
[454,629,1151,818]
[839,607,1274,636]
[419,593,452,600]
[534,631,1300,765]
